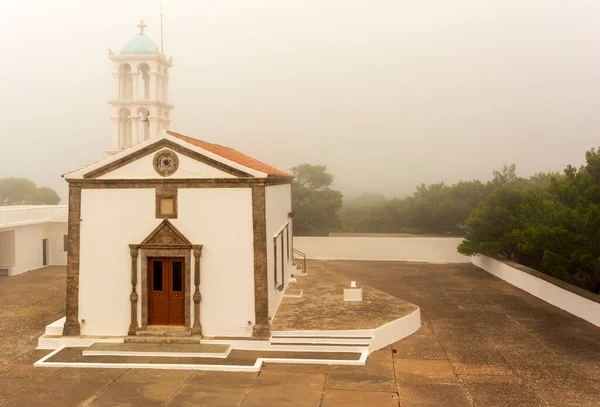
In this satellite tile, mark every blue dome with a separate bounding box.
[120,34,158,55]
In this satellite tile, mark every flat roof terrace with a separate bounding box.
[1,261,600,406]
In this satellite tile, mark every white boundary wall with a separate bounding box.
[472,255,600,327]
[294,237,470,263]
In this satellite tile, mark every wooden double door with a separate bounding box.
[148,257,185,326]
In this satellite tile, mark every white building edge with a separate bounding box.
[0,205,68,276]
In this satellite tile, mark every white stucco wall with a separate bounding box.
[5,222,68,276]
[175,188,255,336]
[47,223,68,266]
[98,152,236,179]
[0,231,15,269]
[265,184,293,319]
[79,187,255,337]
[293,237,470,263]
[0,206,67,276]
[472,255,600,327]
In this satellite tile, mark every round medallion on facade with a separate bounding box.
[153,149,179,177]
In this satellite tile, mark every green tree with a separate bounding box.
[291,164,343,236]
[458,184,527,260]
[458,159,600,293]
[0,178,60,205]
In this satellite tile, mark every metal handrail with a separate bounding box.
[292,248,307,274]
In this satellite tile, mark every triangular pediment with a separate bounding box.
[89,139,252,179]
[63,134,266,180]
[141,219,192,246]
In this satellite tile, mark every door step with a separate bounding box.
[136,328,192,337]
[125,336,201,344]
[144,325,189,332]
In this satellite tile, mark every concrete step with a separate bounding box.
[44,317,66,336]
[145,325,189,331]
[291,267,307,277]
[267,343,368,353]
[125,336,201,344]
[283,288,303,298]
[136,330,192,337]
[270,336,372,345]
[82,342,230,358]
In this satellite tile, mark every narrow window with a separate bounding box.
[273,237,278,288]
[153,261,163,291]
[286,225,289,261]
[172,260,183,292]
[281,233,285,283]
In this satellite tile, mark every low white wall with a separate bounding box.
[293,237,470,263]
[472,255,600,327]
[0,205,67,228]
[369,308,421,354]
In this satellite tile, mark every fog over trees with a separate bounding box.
[0,178,60,206]
[1,1,600,201]
[292,146,600,294]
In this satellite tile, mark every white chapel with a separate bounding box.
[60,22,296,339]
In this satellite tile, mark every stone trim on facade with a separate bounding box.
[153,149,179,177]
[128,245,139,336]
[61,162,286,338]
[251,185,270,338]
[63,184,82,336]
[139,247,192,331]
[192,245,203,335]
[77,177,292,189]
[131,219,201,335]
[155,187,178,219]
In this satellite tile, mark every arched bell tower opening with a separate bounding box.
[138,63,150,99]
[118,108,132,148]
[138,108,150,141]
[107,20,174,155]
[119,64,133,99]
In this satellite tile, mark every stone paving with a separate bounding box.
[1,261,600,406]
[272,261,417,331]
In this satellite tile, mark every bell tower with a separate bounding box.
[107,20,174,154]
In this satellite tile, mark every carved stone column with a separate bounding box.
[192,245,203,336]
[128,244,139,336]
[63,182,82,336]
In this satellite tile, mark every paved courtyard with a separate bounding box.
[1,261,599,406]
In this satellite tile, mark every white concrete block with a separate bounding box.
[344,287,363,301]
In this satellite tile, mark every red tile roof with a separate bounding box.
[168,130,293,178]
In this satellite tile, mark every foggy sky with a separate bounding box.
[1,0,600,203]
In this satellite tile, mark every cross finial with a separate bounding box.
[136,19,147,34]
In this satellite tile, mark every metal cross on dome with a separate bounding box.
[137,19,147,34]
